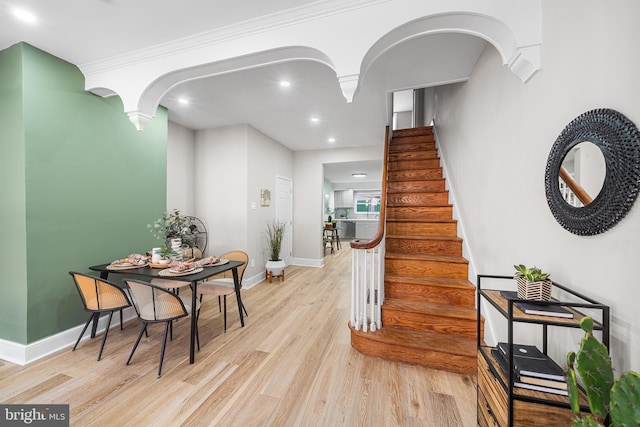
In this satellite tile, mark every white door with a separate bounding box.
[276,175,293,266]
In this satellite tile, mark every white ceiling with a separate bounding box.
[1,1,488,183]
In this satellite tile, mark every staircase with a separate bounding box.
[350,126,481,375]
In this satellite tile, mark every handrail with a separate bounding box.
[559,166,592,205]
[350,125,390,250]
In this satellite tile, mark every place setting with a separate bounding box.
[158,256,229,277]
[106,253,149,270]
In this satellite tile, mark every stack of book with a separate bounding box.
[500,291,574,318]
[491,342,568,395]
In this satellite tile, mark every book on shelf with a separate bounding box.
[500,290,574,319]
[496,342,566,382]
[513,380,569,396]
[491,348,567,391]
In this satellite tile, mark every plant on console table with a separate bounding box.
[265,221,286,281]
[513,264,551,301]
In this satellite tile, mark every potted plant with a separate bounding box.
[513,264,551,300]
[265,221,286,280]
[156,245,177,264]
[147,209,193,248]
[566,316,640,426]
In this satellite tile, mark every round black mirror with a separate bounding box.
[545,109,640,236]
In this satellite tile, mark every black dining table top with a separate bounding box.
[89,260,245,283]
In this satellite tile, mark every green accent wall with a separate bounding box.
[0,43,168,344]
[0,43,28,344]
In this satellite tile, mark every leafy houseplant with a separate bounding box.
[147,210,194,245]
[514,264,552,300]
[156,245,177,263]
[265,221,286,281]
[265,221,286,261]
[566,317,640,426]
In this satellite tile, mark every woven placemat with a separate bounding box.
[106,263,148,270]
[158,267,203,277]
[202,258,229,267]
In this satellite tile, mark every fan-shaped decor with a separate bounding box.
[545,108,640,236]
[184,216,208,253]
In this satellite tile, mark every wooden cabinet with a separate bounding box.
[476,275,609,426]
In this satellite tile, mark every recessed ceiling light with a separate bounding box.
[178,98,189,105]
[310,117,320,123]
[328,137,336,143]
[280,80,290,87]
[13,8,37,24]
[352,173,367,178]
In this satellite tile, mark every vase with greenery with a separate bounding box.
[265,221,286,279]
[147,209,194,246]
[156,245,177,264]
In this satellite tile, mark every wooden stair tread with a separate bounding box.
[392,127,434,137]
[386,235,461,242]
[384,273,474,289]
[386,218,457,224]
[350,325,476,357]
[383,298,477,320]
[385,253,469,265]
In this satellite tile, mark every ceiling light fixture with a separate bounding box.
[352,173,367,178]
[178,98,189,105]
[310,117,320,123]
[328,137,336,143]
[13,8,37,24]
[280,80,290,87]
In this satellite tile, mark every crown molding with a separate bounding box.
[80,0,389,77]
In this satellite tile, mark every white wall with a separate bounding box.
[167,121,196,215]
[434,0,640,372]
[192,124,293,282]
[246,125,294,278]
[293,144,384,265]
[195,125,249,259]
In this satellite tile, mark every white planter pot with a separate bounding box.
[265,260,286,276]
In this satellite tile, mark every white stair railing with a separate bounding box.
[350,239,384,332]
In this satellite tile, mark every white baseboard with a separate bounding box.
[291,257,323,268]
[0,307,137,366]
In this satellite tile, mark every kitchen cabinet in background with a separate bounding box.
[334,190,354,208]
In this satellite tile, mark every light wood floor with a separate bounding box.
[0,245,477,426]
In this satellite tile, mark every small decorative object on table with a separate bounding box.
[513,264,551,301]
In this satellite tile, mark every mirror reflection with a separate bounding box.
[559,141,606,207]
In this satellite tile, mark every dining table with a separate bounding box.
[89,259,246,364]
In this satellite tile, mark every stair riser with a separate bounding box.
[385,238,462,256]
[386,222,457,236]
[386,206,452,220]
[388,159,440,171]
[385,258,468,278]
[387,192,449,207]
[382,309,477,339]
[388,169,443,181]
[388,150,438,161]
[389,141,436,153]
[385,282,475,306]
[387,179,445,193]
[350,332,476,375]
[393,128,434,138]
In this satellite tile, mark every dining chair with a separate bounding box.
[124,279,200,378]
[198,250,248,332]
[69,272,132,361]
